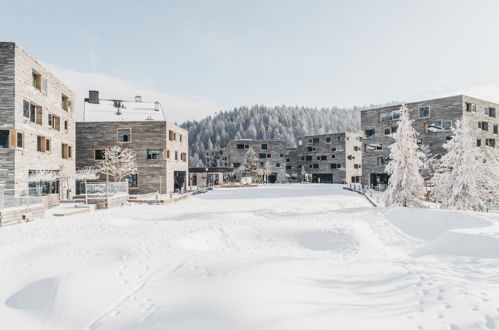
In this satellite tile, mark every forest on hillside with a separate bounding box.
[181,104,388,165]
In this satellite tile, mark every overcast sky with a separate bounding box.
[1,0,499,122]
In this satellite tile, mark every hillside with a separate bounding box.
[181,105,377,164]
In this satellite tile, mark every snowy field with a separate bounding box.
[1,184,499,330]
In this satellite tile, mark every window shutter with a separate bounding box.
[41,137,46,152]
[55,116,60,131]
[9,129,16,147]
[163,148,168,159]
[36,107,43,125]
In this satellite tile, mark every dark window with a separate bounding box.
[124,174,138,188]
[261,144,268,150]
[237,144,244,149]
[16,132,23,148]
[493,125,498,135]
[477,139,482,147]
[307,147,313,151]
[312,138,320,144]
[46,139,50,152]
[64,120,68,131]
[233,162,241,168]
[0,130,9,148]
[95,149,106,160]
[276,163,280,167]
[259,153,267,158]
[280,153,284,157]
[419,106,430,118]
[286,158,290,162]
[305,155,312,161]
[23,100,30,118]
[326,137,331,143]
[286,165,291,170]
[147,149,163,160]
[312,164,319,168]
[365,129,375,138]
[320,155,327,160]
[485,139,496,147]
[118,129,131,142]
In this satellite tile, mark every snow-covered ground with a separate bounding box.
[1,184,499,330]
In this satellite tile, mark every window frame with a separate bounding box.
[418,106,430,118]
[117,128,132,143]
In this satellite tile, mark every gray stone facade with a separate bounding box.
[361,95,499,187]
[293,132,363,183]
[0,42,76,198]
[76,121,189,195]
[222,140,288,182]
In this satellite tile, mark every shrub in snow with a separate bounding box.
[431,119,492,211]
[241,147,260,183]
[98,146,138,182]
[383,104,425,207]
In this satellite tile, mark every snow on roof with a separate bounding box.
[83,99,166,122]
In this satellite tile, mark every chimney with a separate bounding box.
[88,90,99,104]
[134,95,142,102]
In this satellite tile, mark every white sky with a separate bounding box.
[2,0,499,122]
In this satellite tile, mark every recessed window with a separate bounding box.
[147,149,163,160]
[485,139,496,147]
[365,129,375,138]
[484,107,496,118]
[94,149,105,160]
[419,106,430,118]
[326,137,331,143]
[168,130,176,141]
[354,164,361,169]
[477,139,482,147]
[23,100,30,118]
[428,121,452,132]
[64,120,68,131]
[380,111,401,121]
[261,144,268,150]
[376,157,385,166]
[16,132,23,148]
[493,124,498,135]
[124,174,138,188]
[365,143,383,151]
[46,138,51,152]
[37,136,46,152]
[312,138,320,144]
[331,163,342,169]
[62,94,70,111]
[61,143,71,159]
[118,128,131,142]
[465,103,476,112]
[0,130,11,149]
[237,144,245,149]
[32,71,41,89]
[276,163,280,167]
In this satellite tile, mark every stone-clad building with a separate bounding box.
[221,139,288,183]
[205,147,228,167]
[0,42,76,198]
[76,91,188,195]
[293,132,363,183]
[361,95,499,188]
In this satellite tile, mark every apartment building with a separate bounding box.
[205,147,228,167]
[0,42,76,198]
[76,91,189,195]
[221,139,288,183]
[361,95,499,187]
[293,132,363,183]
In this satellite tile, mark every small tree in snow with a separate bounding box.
[431,119,489,211]
[74,167,99,204]
[241,147,260,183]
[383,104,425,207]
[28,170,59,195]
[98,146,138,182]
[263,161,271,183]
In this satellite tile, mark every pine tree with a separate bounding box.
[241,147,260,183]
[383,104,425,207]
[431,119,488,211]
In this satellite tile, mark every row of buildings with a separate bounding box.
[206,95,498,187]
[0,42,189,201]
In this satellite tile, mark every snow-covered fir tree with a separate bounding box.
[241,147,260,182]
[482,146,499,205]
[420,144,440,186]
[383,104,425,207]
[431,119,489,211]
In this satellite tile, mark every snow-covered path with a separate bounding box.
[1,184,499,330]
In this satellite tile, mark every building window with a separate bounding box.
[351,176,361,183]
[353,146,359,151]
[312,164,319,168]
[94,149,105,160]
[49,114,61,131]
[365,143,383,151]
[493,124,498,135]
[233,162,241,168]
[276,163,280,167]
[347,155,354,160]
[376,157,385,166]
[0,130,11,149]
[286,165,291,170]
[32,71,41,90]
[326,137,331,143]
[419,106,430,118]
[181,153,187,161]
[384,127,392,135]
[124,174,138,188]
[16,131,23,148]
[147,149,163,160]
[64,120,68,131]
[259,153,267,159]
[484,107,496,118]
[380,111,401,121]
[280,153,284,157]
[237,144,244,149]
[465,103,476,112]
[261,144,268,150]
[118,128,131,142]
[37,136,46,152]
[305,155,312,161]
[312,138,320,144]
[23,100,30,118]
[365,129,375,139]
[168,130,176,141]
[331,163,342,169]
[175,151,178,160]
[478,122,489,131]
[338,136,345,143]
[61,143,71,159]
[485,139,496,147]
[354,164,361,169]
[427,121,452,132]
[331,154,336,159]
[331,147,336,152]
[62,94,70,111]
[477,139,481,147]
[179,134,183,142]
